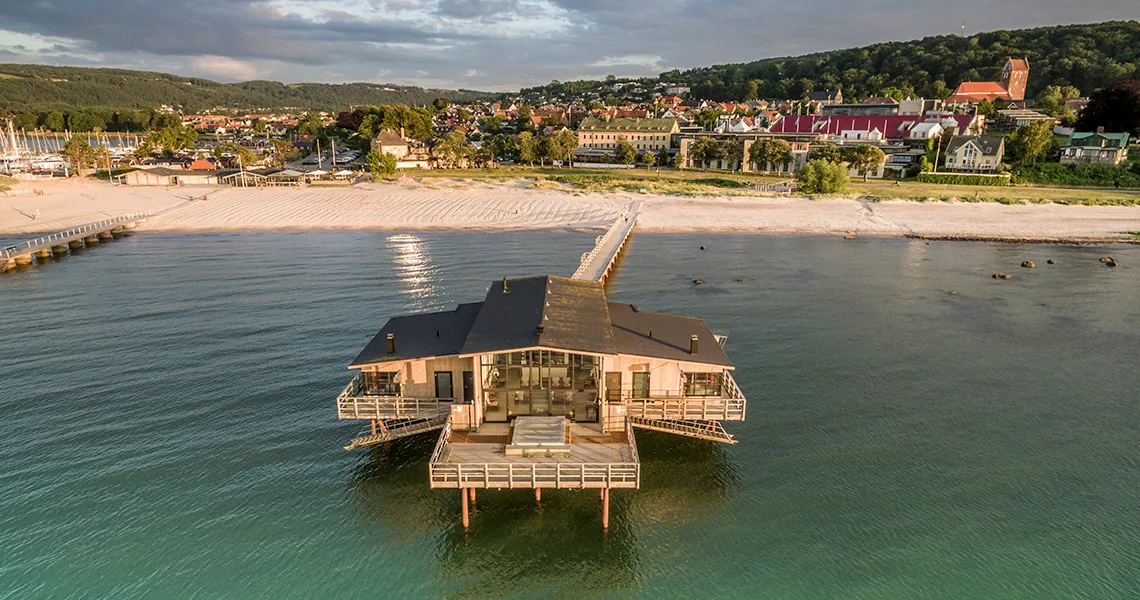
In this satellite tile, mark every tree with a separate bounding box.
[614,137,637,166]
[1007,120,1053,165]
[295,112,325,135]
[432,97,452,111]
[434,130,471,168]
[146,124,198,156]
[688,137,722,168]
[547,129,578,166]
[516,105,534,132]
[217,143,257,167]
[847,145,886,181]
[517,131,537,166]
[655,147,670,167]
[269,139,296,167]
[670,153,684,169]
[1077,80,1140,135]
[61,136,97,174]
[694,109,722,130]
[807,144,843,164]
[42,111,66,132]
[367,150,397,179]
[975,100,998,119]
[749,138,792,172]
[797,159,849,194]
[724,139,744,170]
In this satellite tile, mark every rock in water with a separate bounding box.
[1001,273,1013,279]
[1047,259,1056,264]
[693,279,704,285]
[1106,260,1118,267]
[1021,261,1036,268]
[699,245,706,250]
[1100,256,1113,263]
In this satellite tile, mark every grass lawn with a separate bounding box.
[403,166,1140,205]
[854,179,1140,206]
[0,175,17,192]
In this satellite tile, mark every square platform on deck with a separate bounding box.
[506,417,570,457]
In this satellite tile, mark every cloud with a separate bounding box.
[590,54,666,69]
[0,0,1138,89]
[190,55,260,81]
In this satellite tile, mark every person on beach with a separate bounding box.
[33,209,40,220]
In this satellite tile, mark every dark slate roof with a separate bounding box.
[607,303,733,367]
[349,276,732,368]
[807,90,840,101]
[461,276,617,355]
[946,135,1004,156]
[349,302,483,367]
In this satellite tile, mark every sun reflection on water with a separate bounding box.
[386,234,444,311]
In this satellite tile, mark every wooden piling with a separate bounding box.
[535,488,541,503]
[469,488,476,505]
[602,488,610,529]
[461,488,470,528]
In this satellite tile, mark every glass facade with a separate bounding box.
[360,371,400,396]
[684,372,723,397]
[481,351,600,422]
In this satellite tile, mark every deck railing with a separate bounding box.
[428,417,640,490]
[2,212,151,258]
[622,372,747,421]
[336,376,452,419]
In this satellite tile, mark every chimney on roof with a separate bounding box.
[386,333,396,354]
[502,277,509,293]
[536,324,545,336]
[1097,126,1105,134]
[690,335,699,355]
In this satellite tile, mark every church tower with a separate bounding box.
[1001,58,1029,101]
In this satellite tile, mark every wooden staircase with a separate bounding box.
[629,417,737,444]
[344,415,449,450]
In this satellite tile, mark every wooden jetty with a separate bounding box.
[1,213,151,272]
[336,206,748,530]
[571,199,641,284]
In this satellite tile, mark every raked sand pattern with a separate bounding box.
[4,179,1140,242]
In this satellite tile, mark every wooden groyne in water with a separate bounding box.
[571,199,641,284]
[1,213,151,273]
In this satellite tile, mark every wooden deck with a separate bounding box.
[429,418,640,489]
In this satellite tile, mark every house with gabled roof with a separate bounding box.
[943,135,1005,172]
[946,58,1030,105]
[1060,131,1131,165]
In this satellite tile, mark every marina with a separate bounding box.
[337,207,748,528]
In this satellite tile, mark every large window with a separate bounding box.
[684,372,723,397]
[361,371,400,396]
[480,351,599,421]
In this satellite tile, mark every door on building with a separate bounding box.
[605,372,622,402]
[434,371,454,399]
[462,371,474,403]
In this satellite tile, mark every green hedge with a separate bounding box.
[1010,162,1140,187]
[916,172,1011,186]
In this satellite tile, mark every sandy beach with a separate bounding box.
[3,178,1140,243]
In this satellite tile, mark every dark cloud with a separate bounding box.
[0,0,1137,89]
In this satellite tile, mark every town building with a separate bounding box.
[988,109,1056,134]
[946,58,1030,105]
[370,129,410,159]
[943,135,1006,172]
[577,117,679,152]
[1060,131,1131,165]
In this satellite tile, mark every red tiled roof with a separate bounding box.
[951,82,1010,95]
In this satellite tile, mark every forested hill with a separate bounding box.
[532,20,1140,102]
[0,64,493,112]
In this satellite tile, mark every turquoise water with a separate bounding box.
[2,231,1139,599]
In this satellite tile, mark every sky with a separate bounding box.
[0,1,1135,91]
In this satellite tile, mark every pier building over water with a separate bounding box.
[338,274,746,528]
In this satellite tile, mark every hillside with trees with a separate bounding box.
[525,21,1139,102]
[0,64,492,113]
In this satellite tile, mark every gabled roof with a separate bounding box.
[1067,132,1130,148]
[462,276,616,355]
[372,129,407,146]
[608,303,732,367]
[806,90,840,101]
[350,303,483,367]
[951,82,1010,95]
[946,135,1004,156]
[349,276,735,368]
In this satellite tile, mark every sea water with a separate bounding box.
[1,231,1138,599]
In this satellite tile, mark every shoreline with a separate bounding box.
[2,179,1140,245]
